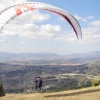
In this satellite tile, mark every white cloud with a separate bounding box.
[2,18,100,44]
[74,15,94,22]
[1,23,61,40]
[54,19,100,44]
[13,10,50,24]
[55,31,79,43]
[86,16,94,19]
[19,41,27,44]
[59,15,100,44]
[90,20,100,27]
[0,39,6,43]
[0,0,28,10]
[74,15,87,22]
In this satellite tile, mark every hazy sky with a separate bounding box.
[0,0,100,55]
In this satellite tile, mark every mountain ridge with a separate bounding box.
[0,51,100,64]
[0,51,100,58]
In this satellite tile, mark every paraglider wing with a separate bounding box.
[0,2,82,39]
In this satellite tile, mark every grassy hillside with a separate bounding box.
[1,86,100,100]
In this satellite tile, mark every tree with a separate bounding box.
[0,82,5,97]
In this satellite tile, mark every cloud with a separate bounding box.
[2,17,100,44]
[74,15,87,22]
[74,15,94,22]
[19,41,28,44]
[54,19,100,44]
[0,0,28,10]
[13,10,50,24]
[1,23,61,40]
[86,16,94,19]
[77,25,100,44]
[0,39,6,43]
[81,20,100,44]
[89,20,100,27]
[55,31,79,43]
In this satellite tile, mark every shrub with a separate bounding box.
[91,79,100,86]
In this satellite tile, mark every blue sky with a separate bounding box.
[0,0,100,55]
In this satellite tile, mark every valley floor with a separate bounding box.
[1,86,100,100]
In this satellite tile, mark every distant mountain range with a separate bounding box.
[0,51,100,63]
[67,51,100,58]
[0,52,59,59]
[0,51,100,58]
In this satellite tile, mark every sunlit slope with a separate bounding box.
[1,86,100,100]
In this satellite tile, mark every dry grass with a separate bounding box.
[1,86,100,100]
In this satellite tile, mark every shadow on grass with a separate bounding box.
[45,88,100,97]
